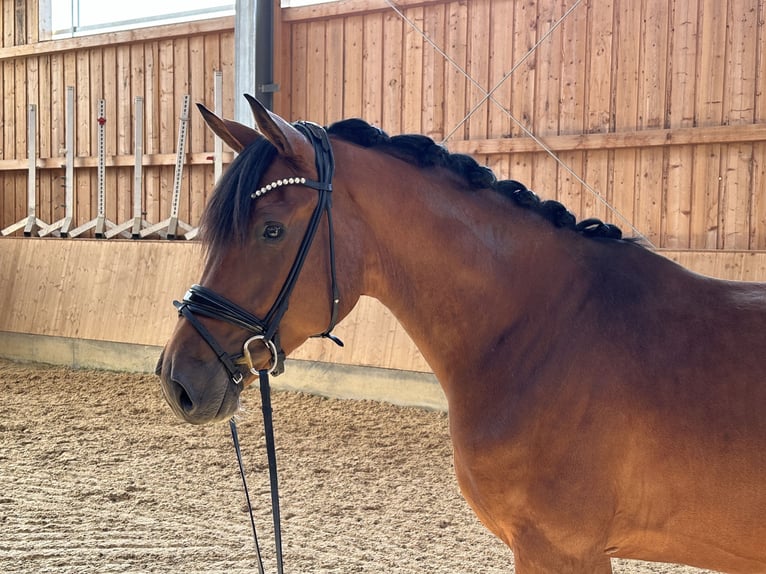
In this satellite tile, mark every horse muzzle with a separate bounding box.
[156,349,242,425]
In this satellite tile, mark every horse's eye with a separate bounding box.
[262,223,284,241]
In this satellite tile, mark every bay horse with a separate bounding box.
[157,95,766,573]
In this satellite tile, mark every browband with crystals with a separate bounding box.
[251,177,308,198]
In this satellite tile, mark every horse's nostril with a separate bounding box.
[176,381,194,413]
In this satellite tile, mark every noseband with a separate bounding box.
[174,120,343,382]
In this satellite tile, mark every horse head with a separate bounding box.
[157,96,360,424]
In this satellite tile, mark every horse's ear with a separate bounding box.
[244,94,313,162]
[196,102,261,153]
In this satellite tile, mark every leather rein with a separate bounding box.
[173,121,343,573]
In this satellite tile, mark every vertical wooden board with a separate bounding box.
[635,0,669,245]
[442,1,468,143]
[557,151,585,219]
[143,42,160,225]
[401,7,423,135]
[75,51,93,226]
[219,32,235,120]
[421,3,445,140]
[290,22,308,119]
[158,40,175,156]
[325,18,344,124]
[465,0,490,141]
[486,0,512,141]
[692,0,726,247]
[362,12,383,126]
[723,0,757,126]
[557,1,588,213]
[49,53,65,225]
[750,142,766,248]
[129,42,147,220]
[585,0,614,133]
[690,143,723,248]
[510,151,534,188]
[306,20,326,122]
[342,15,364,119]
[581,149,612,223]
[720,143,753,249]
[156,40,175,223]
[2,0,13,48]
[757,0,766,126]
[508,0,537,142]
[24,54,46,222]
[721,0,757,249]
[534,0,562,137]
[107,46,124,223]
[3,61,15,161]
[610,0,642,235]
[663,0,699,247]
[173,38,191,223]
[581,0,614,221]
[202,34,221,153]
[381,10,403,133]
[188,35,206,226]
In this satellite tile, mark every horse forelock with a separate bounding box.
[327,118,631,243]
[199,138,278,258]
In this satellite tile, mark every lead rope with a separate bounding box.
[230,368,284,574]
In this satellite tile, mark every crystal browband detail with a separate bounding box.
[251,177,308,198]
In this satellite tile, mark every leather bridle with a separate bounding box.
[172,121,342,574]
[173,120,343,381]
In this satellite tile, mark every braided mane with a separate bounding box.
[200,118,633,256]
[327,119,626,241]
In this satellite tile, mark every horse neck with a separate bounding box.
[336,148,587,397]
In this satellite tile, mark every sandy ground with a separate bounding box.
[0,359,713,573]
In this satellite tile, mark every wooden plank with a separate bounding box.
[635,0,670,245]
[0,16,234,59]
[692,0,727,248]
[448,123,766,155]
[306,20,326,122]
[505,0,536,186]
[0,152,235,171]
[381,9,403,132]
[662,0,699,248]
[401,6,423,134]
[290,21,308,119]
[442,1,468,143]
[189,35,206,225]
[465,0,489,141]
[325,17,344,124]
[342,14,364,118]
[486,0,511,141]
[720,0,758,248]
[420,2,444,140]
[362,12,383,126]
[556,1,587,218]
[610,0,642,238]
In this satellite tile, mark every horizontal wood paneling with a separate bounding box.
[0,239,763,373]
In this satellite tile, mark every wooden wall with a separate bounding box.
[279,0,766,251]
[1,0,766,375]
[1,238,764,374]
